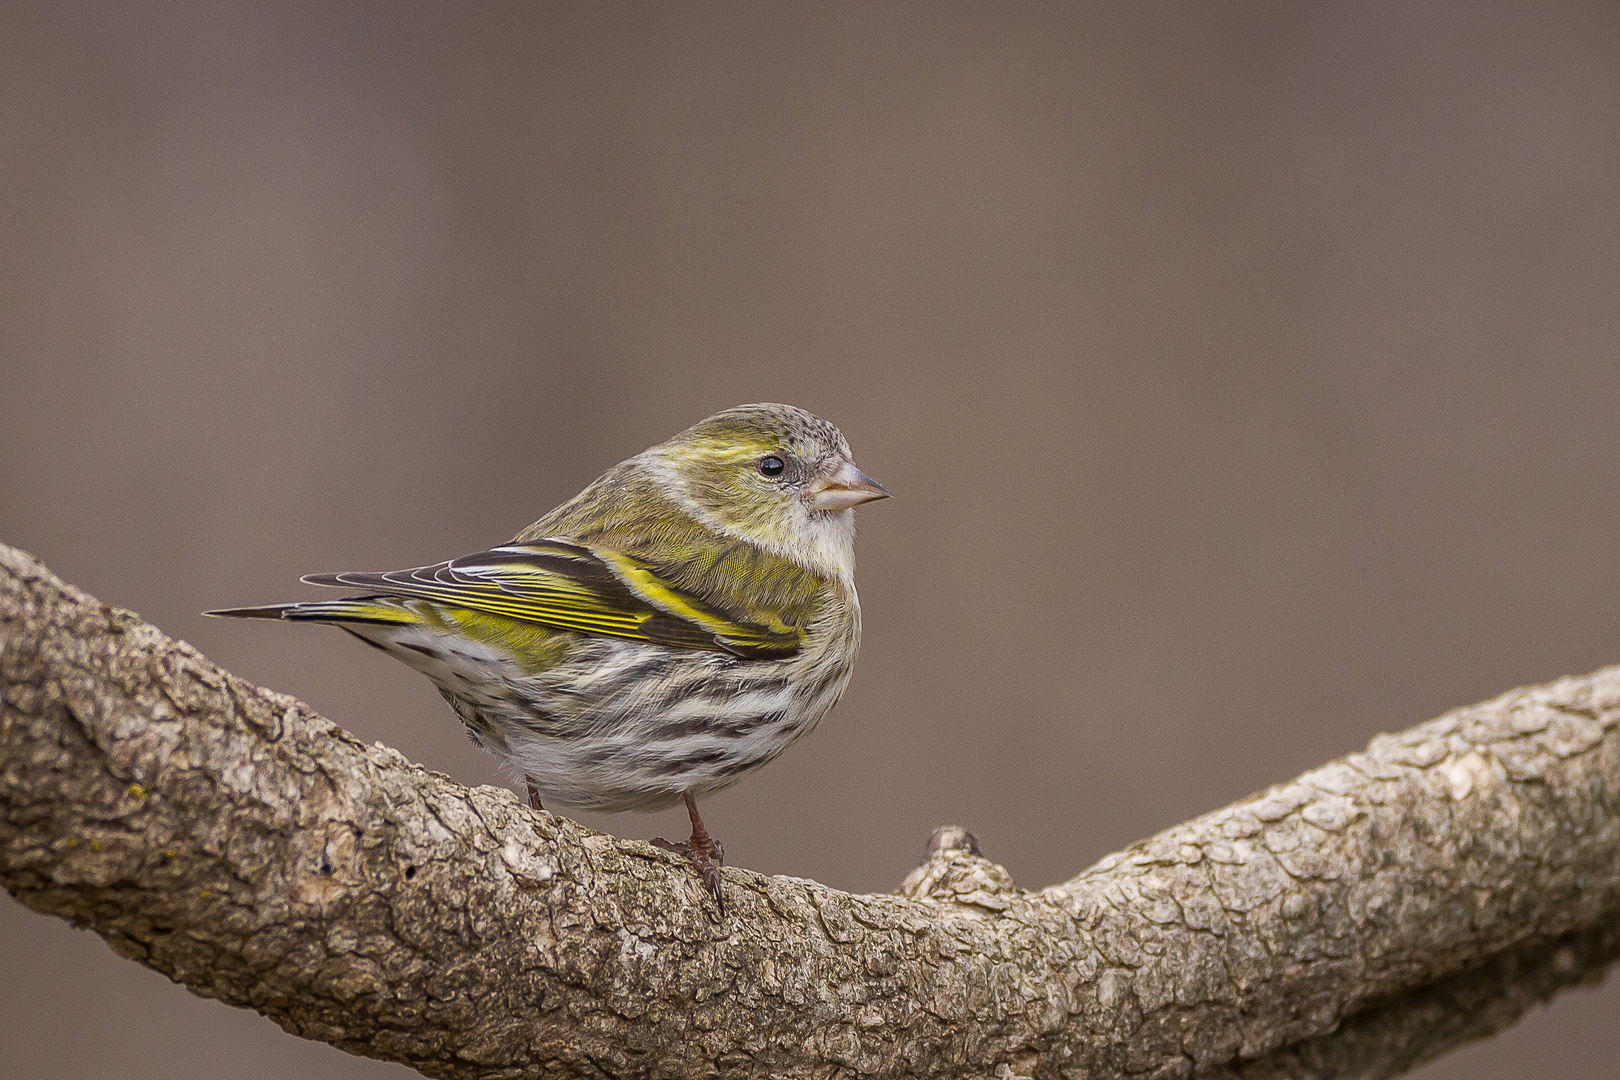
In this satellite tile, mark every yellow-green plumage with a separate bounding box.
[207,404,889,904]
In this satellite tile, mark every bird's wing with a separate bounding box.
[302,539,803,659]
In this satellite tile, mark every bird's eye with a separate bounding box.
[757,455,786,478]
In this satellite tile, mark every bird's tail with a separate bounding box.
[204,597,424,626]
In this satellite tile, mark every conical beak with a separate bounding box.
[809,459,892,511]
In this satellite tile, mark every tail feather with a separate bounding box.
[204,597,423,626]
[300,573,355,588]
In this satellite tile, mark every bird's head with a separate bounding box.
[642,403,890,578]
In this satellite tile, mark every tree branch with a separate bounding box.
[2,542,1616,1079]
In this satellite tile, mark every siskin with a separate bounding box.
[208,403,889,908]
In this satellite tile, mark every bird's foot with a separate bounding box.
[526,783,544,812]
[650,832,725,911]
[653,792,726,912]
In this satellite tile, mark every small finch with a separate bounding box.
[208,403,889,909]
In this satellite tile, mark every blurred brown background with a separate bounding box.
[3,2,1618,1076]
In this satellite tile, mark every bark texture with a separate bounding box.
[1,542,1617,1079]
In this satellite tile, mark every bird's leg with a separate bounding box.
[526,782,544,812]
[651,792,726,911]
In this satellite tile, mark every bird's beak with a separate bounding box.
[809,459,892,511]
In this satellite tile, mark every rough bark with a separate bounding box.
[1,541,1616,1080]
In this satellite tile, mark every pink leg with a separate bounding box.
[651,792,726,912]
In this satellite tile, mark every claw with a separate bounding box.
[526,783,545,812]
[651,793,727,913]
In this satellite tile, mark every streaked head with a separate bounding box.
[642,403,890,577]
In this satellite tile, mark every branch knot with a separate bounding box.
[897,825,1019,910]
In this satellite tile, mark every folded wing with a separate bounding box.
[300,539,802,660]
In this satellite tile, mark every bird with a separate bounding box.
[207,403,890,910]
